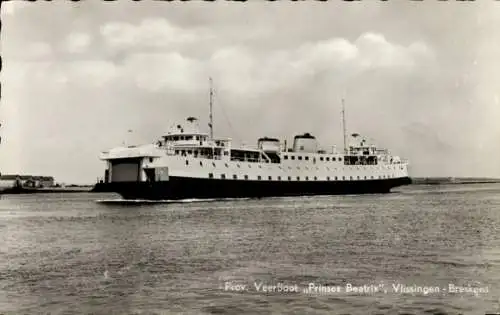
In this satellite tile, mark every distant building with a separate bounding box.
[0,174,55,189]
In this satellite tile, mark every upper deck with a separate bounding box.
[101,116,406,169]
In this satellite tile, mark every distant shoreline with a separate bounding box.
[411,178,500,185]
[0,186,92,194]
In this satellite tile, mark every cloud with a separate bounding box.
[64,32,92,54]
[5,41,53,61]
[2,0,30,16]
[122,52,205,92]
[67,60,118,87]
[100,18,210,50]
[205,32,433,95]
[36,31,431,97]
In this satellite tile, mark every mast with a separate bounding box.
[342,98,347,154]
[209,77,214,140]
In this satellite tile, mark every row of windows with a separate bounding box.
[207,173,395,180]
[169,135,203,141]
[177,149,228,157]
[283,155,342,162]
[187,160,403,171]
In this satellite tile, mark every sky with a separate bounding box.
[1,1,499,184]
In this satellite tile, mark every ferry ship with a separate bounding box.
[95,85,411,200]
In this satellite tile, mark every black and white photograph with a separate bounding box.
[1,0,499,314]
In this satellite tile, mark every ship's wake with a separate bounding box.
[95,197,251,205]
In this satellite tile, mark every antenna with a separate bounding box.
[341,98,347,154]
[209,77,214,140]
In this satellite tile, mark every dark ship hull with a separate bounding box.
[93,176,412,200]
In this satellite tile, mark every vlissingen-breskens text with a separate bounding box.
[392,283,440,295]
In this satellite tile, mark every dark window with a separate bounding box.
[350,176,353,180]
[212,162,216,167]
[185,160,189,165]
[291,156,295,160]
[221,174,226,179]
[364,176,367,179]
[200,161,203,166]
[225,163,229,167]
[268,176,272,180]
[175,150,179,154]
[209,173,214,178]
[305,176,309,180]
[371,176,374,179]
[284,155,288,160]
[333,157,336,161]
[233,174,237,179]
[237,164,241,168]
[288,176,292,181]
[305,156,309,161]
[342,176,345,180]
[187,150,192,154]
[278,176,281,181]
[335,176,338,180]
[357,176,360,180]
[339,158,342,162]
[224,152,228,156]
[327,176,330,181]
[258,176,262,180]
[298,156,303,160]
[297,176,300,181]
[314,176,317,181]
[244,175,249,180]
